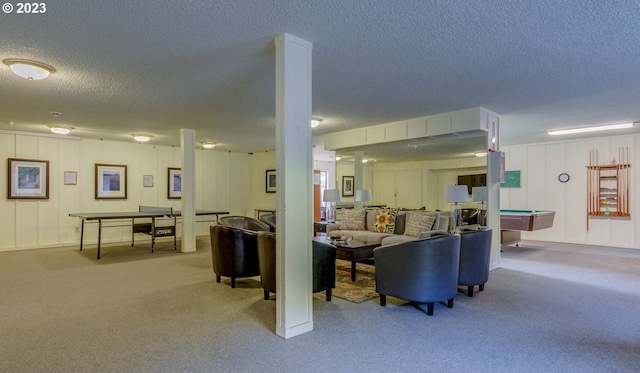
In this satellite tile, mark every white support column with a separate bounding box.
[181,129,196,253]
[486,113,502,269]
[274,33,314,339]
[354,151,364,209]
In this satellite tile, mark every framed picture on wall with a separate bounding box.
[266,169,276,193]
[143,175,153,187]
[342,176,354,197]
[64,171,77,185]
[95,163,127,199]
[8,158,49,199]
[168,168,181,199]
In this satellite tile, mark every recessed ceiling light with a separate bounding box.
[548,122,635,136]
[474,152,487,157]
[48,125,74,135]
[202,142,216,149]
[311,117,323,127]
[3,58,55,80]
[132,134,152,142]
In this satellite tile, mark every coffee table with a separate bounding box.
[313,237,380,281]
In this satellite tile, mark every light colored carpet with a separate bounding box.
[1,238,640,372]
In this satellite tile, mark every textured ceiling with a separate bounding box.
[2,1,640,162]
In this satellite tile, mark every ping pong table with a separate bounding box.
[69,206,228,259]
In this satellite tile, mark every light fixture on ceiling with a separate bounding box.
[3,58,55,80]
[548,122,636,136]
[311,117,323,128]
[202,142,216,149]
[132,134,152,142]
[335,156,342,161]
[474,152,487,157]
[48,125,74,135]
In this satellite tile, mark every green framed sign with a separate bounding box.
[501,170,521,188]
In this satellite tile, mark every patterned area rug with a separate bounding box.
[333,259,379,303]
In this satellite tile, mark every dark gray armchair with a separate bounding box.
[256,231,336,301]
[458,228,492,297]
[259,213,276,232]
[218,215,270,232]
[373,234,461,316]
[209,224,261,288]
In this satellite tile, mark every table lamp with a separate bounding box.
[472,186,488,227]
[355,189,371,203]
[445,185,469,233]
[323,189,341,223]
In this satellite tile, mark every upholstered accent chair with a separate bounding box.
[374,234,461,316]
[218,215,270,232]
[209,224,261,288]
[259,213,276,232]
[458,228,492,297]
[256,231,336,301]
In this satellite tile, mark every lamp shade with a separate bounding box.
[355,189,371,202]
[445,185,469,203]
[472,186,488,202]
[323,189,340,202]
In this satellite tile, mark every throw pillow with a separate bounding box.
[404,211,437,237]
[339,209,366,230]
[372,208,398,233]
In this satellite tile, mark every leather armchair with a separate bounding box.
[259,213,276,232]
[256,231,336,301]
[218,215,270,232]
[209,224,261,288]
[458,228,492,297]
[373,234,461,316]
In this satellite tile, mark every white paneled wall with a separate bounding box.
[0,133,252,251]
[502,134,638,249]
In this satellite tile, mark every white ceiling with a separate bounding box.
[2,1,640,162]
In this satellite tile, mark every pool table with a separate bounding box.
[500,209,555,246]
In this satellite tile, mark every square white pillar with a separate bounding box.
[274,33,313,339]
[181,129,196,252]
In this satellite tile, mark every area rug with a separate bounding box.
[332,259,379,303]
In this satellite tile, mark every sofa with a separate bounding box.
[326,208,448,246]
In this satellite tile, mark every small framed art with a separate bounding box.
[266,169,276,193]
[8,158,49,199]
[64,171,77,185]
[342,176,354,197]
[143,175,153,187]
[95,163,127,199]
[168,168,181,199]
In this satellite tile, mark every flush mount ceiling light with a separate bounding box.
[311,117,323,128]
[548,122,636,136]
[202,142,216,149]
[48,125,73,135]
[132,134,152,142]
[3,58,55,80]
[474,152,487,157]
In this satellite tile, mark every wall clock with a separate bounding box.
[558,173,570,183]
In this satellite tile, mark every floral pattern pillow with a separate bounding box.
[372,209,397,233]
[404,211,437,237]
[339,209,366,230]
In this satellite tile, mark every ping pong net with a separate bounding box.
[138,205,173,216]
